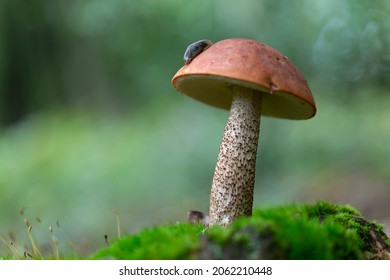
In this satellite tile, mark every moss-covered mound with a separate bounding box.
[93,201,390,260]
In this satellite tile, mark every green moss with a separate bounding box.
[92,201,389,260]
[201,202,363,259]
[304,200,361,218]
[303,201,389,258]
[93,223,204,260]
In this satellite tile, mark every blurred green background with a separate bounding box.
[1,0,389,256]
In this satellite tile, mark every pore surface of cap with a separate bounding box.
[172,38,316,119]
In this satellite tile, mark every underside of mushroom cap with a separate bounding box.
[172,38,316,120]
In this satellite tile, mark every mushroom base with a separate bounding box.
[209,87,262,227]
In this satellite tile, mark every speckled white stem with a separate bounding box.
[209,86,262,227]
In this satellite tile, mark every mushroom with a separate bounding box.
[171,38,316,227]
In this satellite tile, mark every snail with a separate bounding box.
[183,39,213,65]
[187,210,209,226]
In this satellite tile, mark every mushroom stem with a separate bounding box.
[209,86,262,226]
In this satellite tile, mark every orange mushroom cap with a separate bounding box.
[172,38,316,120]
